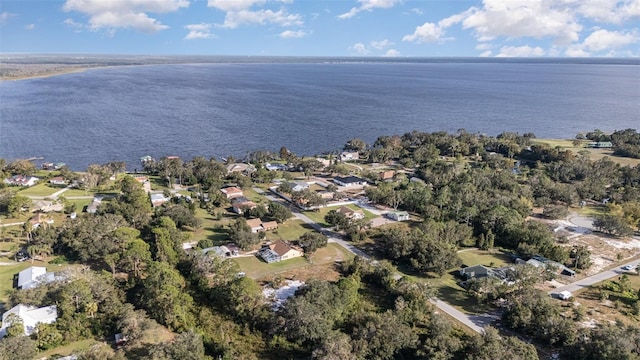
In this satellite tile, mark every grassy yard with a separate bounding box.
[234,243,353,280]
[38,339,98,359]
[457,249,511,268]
[0,261,36,309]
[17,184,59,197]
[68,198,93,213]
[188,208,233,244]
[62,188,95,197]
[267,219,313,241]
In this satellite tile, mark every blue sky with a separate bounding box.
[1,0,639,57]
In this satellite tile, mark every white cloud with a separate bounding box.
[384,49,400,57]
[279,29,306,38]
[564,28,639,56]
[370,39,393,49]
[573,0,640,24]
[63,0,189,32]
[349,42,370,55]
[218,9,302,28]
[461,0,582,45]
[25,23,35,30]
[479,50,492,57]
[0,11,15,24]
[582,29,638,51]
[402,22,444,43]
[207,0,302,29]
[207,0,265,12]
[184,23,215,39]
[64,18,84,32]
[475,43,492,50]
[410,8,423,15]
[338,0,401,19]
[495,45,545,57]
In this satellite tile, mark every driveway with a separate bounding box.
[549,259,640,295]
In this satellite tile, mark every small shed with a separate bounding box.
[559,291,572,300]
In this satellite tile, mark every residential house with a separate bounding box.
[459,264,509,283]
[49,176,67,186]
[86,197,102,214]
[586,141,613,148]
[202,244,239,258]
[337,206,365,220]
[220,186,243,199]
[231,197,257,214]
[41,162,55,170]
[379,171,395,181]
[226,163,256,175]
[386,211,410,221]
[3,175,39,187]
[150,193,169,208]
[521,255,576,276]
[54,162,66,170]
[258,240,304,263]
[333,176,367,187]
[265,163,289,171]
[17,266,55,290]
[29,213,54,228]
[340,151,360,161]
[32,200,64,213]
[0,304,58,338]
[289,181,310,192]
[246,218,278,233]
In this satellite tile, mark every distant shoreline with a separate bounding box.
[0,65,117,82]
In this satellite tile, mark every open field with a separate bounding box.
[532,139,640,167]
[17,184,60,197]
[266,219,312,241]
[457,249,511,268]
[235,243,353,281]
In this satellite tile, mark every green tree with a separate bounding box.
[8,195,31,217]
[268,202,292,223]
[0,336,38,360]
[298,232,328,254]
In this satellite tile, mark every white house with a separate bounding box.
[386,211,410,221]
[290,181,310,192]
[333,176,367,187]
[0,304,58,338]
[86,197,102,214]
[150,193,169,207]
[49,176,67,186]
[17,266,55,290]
[340,151,360,161]
[3,175,39,187]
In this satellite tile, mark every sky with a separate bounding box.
[0,0,639,57]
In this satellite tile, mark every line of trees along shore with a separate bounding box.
[0,128,639,359]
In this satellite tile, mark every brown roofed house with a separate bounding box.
[221,186,243,199]
[269,240,303,261]
[337,206,365,220]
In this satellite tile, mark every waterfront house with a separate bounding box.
[49,176,67,186]
[0,304,58,338]
[3,175,39,187]
[340,151,360,161]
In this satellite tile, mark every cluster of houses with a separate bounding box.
[0,266,62,338]
[3,175,39,187]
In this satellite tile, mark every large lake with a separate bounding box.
[1,59,639,170]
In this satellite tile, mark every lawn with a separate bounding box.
[17,184,59,197]
[457,249,511,268]
[68,198,93,213]
[267,219,313,241]
[234,243,353,280]
[62,188,95,197]
[234,255,310,279]
[38,339,98,359]
[303,204,377,227]
[0,261,35,309]
[188,208,233,244]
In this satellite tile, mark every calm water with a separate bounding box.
[1,60,639,170]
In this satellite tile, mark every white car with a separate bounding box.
[622,265,635,271]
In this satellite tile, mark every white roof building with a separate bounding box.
[0,304,58,338]
[17,266,55,290]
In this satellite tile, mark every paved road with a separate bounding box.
[281,198,487,333]
[549,259,640,296]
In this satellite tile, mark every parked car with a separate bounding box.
[622,265,635,271]
[15,250,30,262]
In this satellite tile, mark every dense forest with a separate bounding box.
[0,129,639,359]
